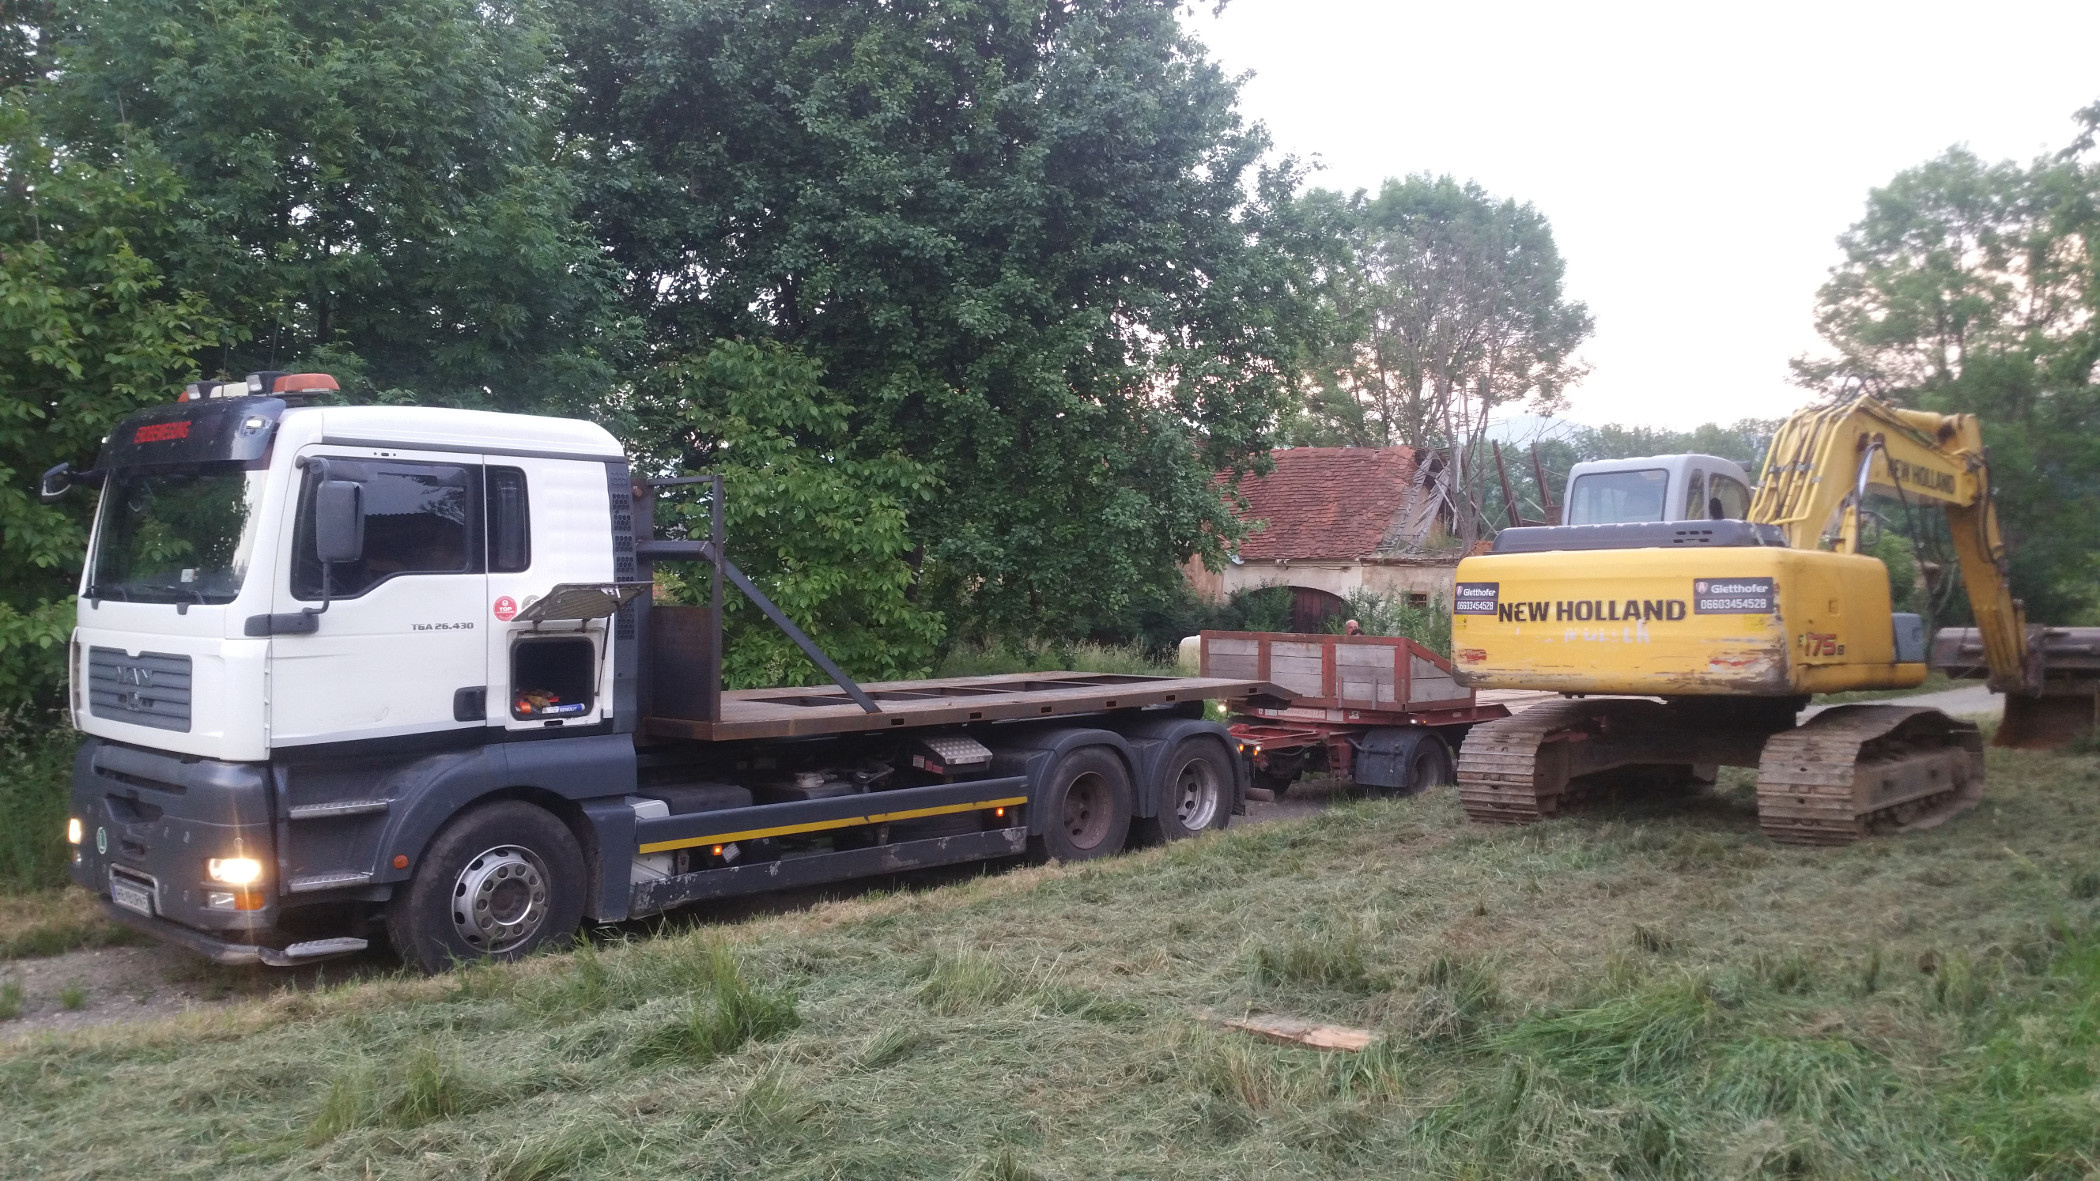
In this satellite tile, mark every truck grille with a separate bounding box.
[87,648,193,732]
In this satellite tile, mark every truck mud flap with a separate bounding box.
[629,827,1028,915]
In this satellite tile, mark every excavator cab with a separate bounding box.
[1561,454,1755,526]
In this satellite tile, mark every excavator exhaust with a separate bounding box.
[1933,627,2100,749]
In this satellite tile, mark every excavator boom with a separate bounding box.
[1748,397,2031,695]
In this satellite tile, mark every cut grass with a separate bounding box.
[6,748,2100,1176]
[0,888,138,960]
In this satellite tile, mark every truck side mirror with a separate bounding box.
[39,463,73,503]
[314,480,365,564]
[38,462,99,503]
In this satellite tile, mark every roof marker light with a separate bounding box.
[272,372,340,394]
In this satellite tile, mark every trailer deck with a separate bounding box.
[644,671,1289,742]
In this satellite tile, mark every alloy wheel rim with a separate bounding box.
[450,844,551,953]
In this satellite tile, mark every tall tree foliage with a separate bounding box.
[40,0,625,408]
[626,340,944,687]
[1289,175,1592,540]
[555,0,1325,643]
[1801,104,2100,623]
[0,101,217,711]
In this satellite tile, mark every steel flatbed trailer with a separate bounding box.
[645,671,1268,742]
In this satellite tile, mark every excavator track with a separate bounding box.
[1753,705,1984,846]
[1458,699,1984,847]
[1456,699,1650,824]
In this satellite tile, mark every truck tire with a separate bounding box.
[1030,747,1134,863]
[386,800,587,974]
[1137,737,1234,843]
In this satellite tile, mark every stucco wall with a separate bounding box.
[1187,559,1458,607]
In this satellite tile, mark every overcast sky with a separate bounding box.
[1185,0,2100,429]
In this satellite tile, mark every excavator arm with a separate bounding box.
[1748,395,2033,695]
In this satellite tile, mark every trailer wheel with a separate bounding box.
[1138,737,1234,843]
[1253,748,1306,797]
[1407,735,1454,792]
[1030,747,1134,863]
[386,800,587,974]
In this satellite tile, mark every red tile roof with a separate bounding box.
[1225,447,1423,560]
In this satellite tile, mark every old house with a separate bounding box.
[1185,446,1463,631]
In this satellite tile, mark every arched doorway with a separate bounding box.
[1289,586,1350,634]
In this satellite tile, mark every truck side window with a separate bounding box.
[487,467,530,573]
[292,459,481,599]
[1709,474,1751,519]
[1682,470,1706,522]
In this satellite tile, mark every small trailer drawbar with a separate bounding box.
[46,373,1287,971]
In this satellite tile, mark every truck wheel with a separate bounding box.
[386,800,587,974]
[1030,747,1134,863]
[1138,737,1234,842]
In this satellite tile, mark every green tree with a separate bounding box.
[0,101,218,711]
[1290,175,1592,541]
[40,0,625,409]
[556,0,1327,644]
[630,340,943,688]
[1572,420,1783,471]
[1800,108,2100,623]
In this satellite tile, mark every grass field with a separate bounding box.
[4,738,2099,1178]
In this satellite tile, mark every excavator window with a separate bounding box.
[1709,474,1750,519]
[1568,469,1669,525]
[1682,470,1707,520]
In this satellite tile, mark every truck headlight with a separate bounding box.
[66,817,82,845]
[207,857,264,886]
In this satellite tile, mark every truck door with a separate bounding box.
[267,449,489,746]
[484,457,619,732]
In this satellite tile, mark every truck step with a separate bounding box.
[278,937,369,959]
[287,870,374,892]
[287,800,390,820]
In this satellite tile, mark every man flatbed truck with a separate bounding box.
[44,372,1285,972]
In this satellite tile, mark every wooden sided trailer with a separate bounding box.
[1200,630,1508,795]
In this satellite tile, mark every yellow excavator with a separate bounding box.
[1449,394,2097,845]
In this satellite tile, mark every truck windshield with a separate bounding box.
[1568,469,1670,525]
[88,463,266,604]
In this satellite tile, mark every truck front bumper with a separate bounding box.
[69,738,285,945]
[99,903,368,966]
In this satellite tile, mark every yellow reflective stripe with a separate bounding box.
[637,796,1029,854]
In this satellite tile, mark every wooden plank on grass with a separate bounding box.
[1223,1014,1378,1052]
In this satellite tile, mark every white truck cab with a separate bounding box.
[1561,453,1755,526]
[53,372,1260,971]
[72,383,628,760]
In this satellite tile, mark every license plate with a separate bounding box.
[110,875,155,918]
